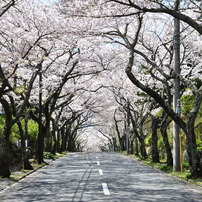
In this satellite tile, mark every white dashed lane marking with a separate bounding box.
[95,157,109,196]
[98,169,103,175]
[102,183,110,195]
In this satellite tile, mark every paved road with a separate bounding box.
[0,152,202,202]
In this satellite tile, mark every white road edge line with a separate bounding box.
[97,161,100,165]
[98,169,103,175]
[102,183,110,196]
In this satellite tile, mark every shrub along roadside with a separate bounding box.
[122,152,202,188]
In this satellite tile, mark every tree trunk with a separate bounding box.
[17,121,33,170]
[0,137,11,177]
[151,117,160,163]
[140,137,147,158]
[121,135,126,151]
[0,99,12,177]
[114,110,125,151]
[60,127,66,152]
[134,136,139,156]
[130,140,134,154]
[186,83,202,177]
[51,120,57,155]
[139,125,147,158]
[124,10,201,178]
[112,137,117,151]
[63,128,69,151]
[186,125,202,177]
[130,134,138,155]
[126,133,130,154]
[67,138,73,152]
[45,129,53,152]
[24,115,33,170]
[160,115,173,166]
[56,130,61,153]
[37,125,46,164]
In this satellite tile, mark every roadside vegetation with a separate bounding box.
[0,0,201,181]
[8,151,68,181]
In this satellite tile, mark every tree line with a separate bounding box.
[0,0,202,179]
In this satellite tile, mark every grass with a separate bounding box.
[43,151,68,160]
[9,161,44,181]
[122,151,202,188]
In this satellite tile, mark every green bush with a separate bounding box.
[43,152,55,159]
[159,164,172,172]
[185,173,192,180]
[197,147,202,152]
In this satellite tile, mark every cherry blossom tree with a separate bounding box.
[58,0,202,177]
[108,0,202,34]
[0,0,105,176]
[1,0,201,179]
[0,0,44,177]
[0,0,16,18]
[99,0,202,177]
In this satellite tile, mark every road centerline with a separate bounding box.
[98,169,103,175]
[102,183,110,196]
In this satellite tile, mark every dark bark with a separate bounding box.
[130,140,134,154]
[186,91,202,177]
[112,0,202,178]
[34,59,78,161]
[67,138,76,152]
[133,127,146,158]
[140,136,147,159]
[136,123,147,158]
[0,0,16,18]
[120,135,126,151]
[51,119,57,155]
[151,117,160,163]
[23,114,33,170]
[0,137,11,177]
[67,127,79,152]
[45,130,53,152]
[160,114,173,166]
[0,99,12,177]
[125,34,202,176]
[126,53,202,176]
[36,125,46,164]
[125,61,202,175]
[134,136,139,156]
[0,65,39,176]
[0,156,10,178]
[114,110,125,151]
[110,0,202,34]
[112,138,117,151]
[56,130,61,153]
[60,127,66,152]
[51,133,57,155]
[126,66,187,132]
[187,122,202,178]
[17,121,33,170]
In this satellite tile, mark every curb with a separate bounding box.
[122,153,202,191]
[0,159,53,193]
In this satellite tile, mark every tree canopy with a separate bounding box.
[0,0,201,178]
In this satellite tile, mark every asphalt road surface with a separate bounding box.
[0,152,202,202]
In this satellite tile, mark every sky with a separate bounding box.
[42,0,58,4]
